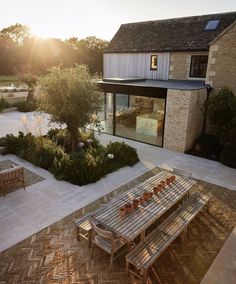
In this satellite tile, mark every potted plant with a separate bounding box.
[160,180,166,188]
[139,197,144,205]
[166,177,171,185]
[171,175,176,182]
[153,186,159,195]
[133,198,139,209]
[125,203,133,213]
[119,206,126,217]
[143,191,150,201]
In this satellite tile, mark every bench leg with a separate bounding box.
[88,230,92,248]
[77,227,80,241]
[207,200,212,214]
[125,261,129,275]
[183,227,188,240]
[143,270,148,284]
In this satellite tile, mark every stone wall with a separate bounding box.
[206,23,236,95]
[169,51,209,80]
[163,88,207,152]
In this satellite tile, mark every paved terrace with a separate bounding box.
[0,111,236,252]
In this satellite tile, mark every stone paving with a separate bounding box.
[0,168,236,284]
[0,111,236,253]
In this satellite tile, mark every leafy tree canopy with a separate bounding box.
[39,65,102,151]
[0,23,31,45]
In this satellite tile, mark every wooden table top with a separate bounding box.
[92,171,196,241]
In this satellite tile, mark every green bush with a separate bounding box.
[1,132,139,185]
[14,100,37,112]
[220,144,236,169]
[194,134,222,159]
[0,98,10,112]
[105,141,139,167]
[207,87,236,144]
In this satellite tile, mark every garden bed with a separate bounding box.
[0,129,139,185]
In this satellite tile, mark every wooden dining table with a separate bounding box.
[92,171,196,242]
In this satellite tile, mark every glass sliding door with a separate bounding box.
[99,93,114,134]
[115,94,165,146]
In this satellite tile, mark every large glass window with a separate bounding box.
[115,94,165,146]
[189,55,208,78]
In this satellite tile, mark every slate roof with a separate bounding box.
[105,12,236,53]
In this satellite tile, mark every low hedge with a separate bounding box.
[220,144,236,169]
[1,131,140,185]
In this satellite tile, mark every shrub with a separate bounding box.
[207,87,236,144]
[105,141,139,167]
[0,98,10,112]
[1,132,139,185]
[194,134,222,159]
[2,132,35,155]
[220,144,236,169]
[14,100,37,112]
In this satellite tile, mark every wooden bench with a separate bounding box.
[0,165,25,197]
[126,192,210,283]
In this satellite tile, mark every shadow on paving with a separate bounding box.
[0,168,235,284]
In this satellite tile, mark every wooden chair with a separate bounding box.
[173,168,192,179]
[0,166,25,197]
[90,220,127,271]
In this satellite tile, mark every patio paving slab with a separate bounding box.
[201,226,236,284]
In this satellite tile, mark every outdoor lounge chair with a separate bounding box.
[90,220,127,271]
[0,166,25,197]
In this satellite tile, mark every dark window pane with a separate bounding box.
[190,55,208,78]
[150,55,158,70]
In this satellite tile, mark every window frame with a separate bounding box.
[204,19,220,31]
[189,55,208,79]
[150,55,158,70]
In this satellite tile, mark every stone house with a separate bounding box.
[98,12,236,152]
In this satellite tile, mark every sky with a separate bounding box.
[1,0,236,40]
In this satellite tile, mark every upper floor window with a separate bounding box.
[189,55,208,78]
[204,19,220,31]
[150,55,158,70]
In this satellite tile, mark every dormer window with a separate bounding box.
[150,55,158,70]
[204,19,220,31]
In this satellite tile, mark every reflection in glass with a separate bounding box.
[115,95,165,146]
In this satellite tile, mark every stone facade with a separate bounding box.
[164,88,207,152]
[169,51,209,80]
[206,22,236,95]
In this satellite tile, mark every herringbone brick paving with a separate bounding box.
[0,168,236,284]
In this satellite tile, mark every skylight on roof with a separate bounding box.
[204,19,220,31]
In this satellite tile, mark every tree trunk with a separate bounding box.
[68,128,78,153]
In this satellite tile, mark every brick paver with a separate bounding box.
[0,168,236,284]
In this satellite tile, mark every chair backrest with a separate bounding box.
[0,166,23,184]
[173,168,192,179]
[91,220,113,241]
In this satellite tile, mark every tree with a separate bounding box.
[66,36,109,74]
[18,72,38,102]
[39,65,102,152]
[0,23,31,46]
[207,87,236,144]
